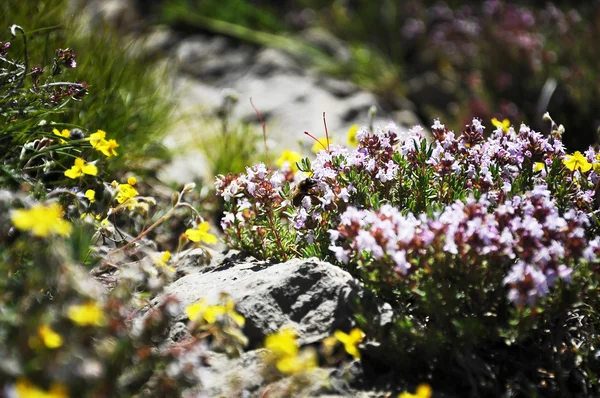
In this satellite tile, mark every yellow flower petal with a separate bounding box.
[82,163,98,176]
[311,136,331,153]
[533,162,545,172]
[85,189,96,203]
[67,302,105,326]
[38,324,63,349]
[265,327,299,358]
[89,130,106,147]
[564,151,592,172]
[491,118,510,133]
[276,150,302,172]
[127,176,136,186]
[185,222,217,244]
[347,124,359,147]
[186,300,208,322]
[15,378,69,398]
[11,203,72,237]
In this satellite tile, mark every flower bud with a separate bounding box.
[183,182,196,193]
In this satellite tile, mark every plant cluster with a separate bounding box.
[300,1,598,147]
[0,23,235,397]
[217,117,600,395]
[0,23,372,397]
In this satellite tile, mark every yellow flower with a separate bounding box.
[564,151,592,172]
[533,162,545,172]
[89,129,106,147]
[155,251,175,272]
[11,203,72,237]
[276,150,302,172]
[52,128,70,144]
[347,124,359,147]
[594,163,600,174]
[85,189,96,203]
[399,383,433,398]
[38,324,63,349]
[96,139,119,158]
[15,378,69,398]
[333,328,365,359]
[53,128,70,138]
[115,183,139,204]
[491,118,510,133]
[265,327,299,358]
[224,300,245,327]
[64,158,98,179]
[311,136,331,153]
[265,327,317,375]
[127,176,137,186]
[185,221,217,244]
[88,130,119,157]
[186,298,225,324]
[276,347,317,375]
[67,302,105,327]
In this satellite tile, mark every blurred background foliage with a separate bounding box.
[159,0,600,151]
[0,0,175,176]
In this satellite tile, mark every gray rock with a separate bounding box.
[176,35,230,69]
[317,76,360,98]
[157,250,391,348]
[249,48,304,77]
[139,25,178,58]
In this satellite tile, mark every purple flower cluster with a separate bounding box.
[216,163,291,237]
[330,186,589,306]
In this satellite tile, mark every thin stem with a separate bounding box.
[108,204,178,256]
[267,209,288,262]
[37,82,87,88]
[304,131,328,151]
[322,112,330,153]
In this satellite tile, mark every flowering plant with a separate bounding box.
[217,117,600,394]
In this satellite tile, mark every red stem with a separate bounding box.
[304,131,328,152]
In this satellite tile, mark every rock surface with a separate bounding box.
[157,249,392,347]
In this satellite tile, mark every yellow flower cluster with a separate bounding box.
[89,129,119,158]
[185,298,245,326]
[264,327,317,375]
[185,221,217,244]
[14,378,68,398]
[67,302,105,327]
[11,203,72,237]
[113,179,139,205]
